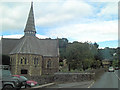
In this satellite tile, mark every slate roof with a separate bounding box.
[24,2,36,33]
[9,36,58,56]
[2,38,20,55]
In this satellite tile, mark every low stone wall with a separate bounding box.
[27,68,105,84]
[27,73,95,84]
[27,75,54,85]
[54,73,95,83]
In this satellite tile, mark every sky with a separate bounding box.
[0,0,119,48]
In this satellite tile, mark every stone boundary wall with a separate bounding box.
[27,73,95,84]
[27,68,105,84]
[54,73,95,83]
[27,75,54,85]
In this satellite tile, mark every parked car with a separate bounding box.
[1,69,24,89]
[26,80,38,87]
[12,75,38,87]
[0,65,27,89]
[12,75,27,88]
[115,67,119,70]
[108,67,114,72]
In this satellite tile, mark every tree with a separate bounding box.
[112,60,118,67]
[66,42,95,71]
[82,58,94,70]
[94,42,99,48]
[59,38,68,61]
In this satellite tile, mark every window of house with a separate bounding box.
[20,57,27,65]
[21,58,23,64]
[34,58,36,64]
[21,69,28,74]
[34,57,38,65]
[47,60,51,68]
[24,58,27,64]
[36,58,38,64]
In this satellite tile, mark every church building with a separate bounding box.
[2,2,59,76]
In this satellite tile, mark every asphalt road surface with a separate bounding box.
[91,70,119,88]
[46,81,93,88]
[46,70,119,88]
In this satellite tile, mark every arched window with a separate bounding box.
[34,57,39,65]
[34,58,36,64]
[25,58,27,64]
[36,58,38,64]
[21,58,23,64]
[20,57,27,65]
[47,60,51,68]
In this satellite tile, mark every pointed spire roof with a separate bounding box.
[24,2,36,33]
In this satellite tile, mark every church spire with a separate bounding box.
[24,2,36,36]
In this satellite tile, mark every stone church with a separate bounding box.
[2,2,59,76]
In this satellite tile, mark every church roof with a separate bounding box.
[9,36,58,56]
[2,38,20,55]
[24,2,36,33]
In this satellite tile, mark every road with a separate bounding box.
[46,70,119,88]
[46,81,93,88]
[91,70,119,88]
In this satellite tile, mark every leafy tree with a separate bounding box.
[94,42,99,48]
[59,38,68,61]
[112,60,118,67]
[95,49,104,60]
[66,42,96,71]
[82,58,94,70]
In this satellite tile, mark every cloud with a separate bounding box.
[1,34,48,39]
[0,0,118,46]
[36,34,49,39]
[1,1,117,30]
[36,0,94,26]
[1,2,30,32]
[1,0,62,2]
[1,0,94,31]
[89,0,119,2]
[1,0,119,2]
[2,34,23,39]
[46,20,118,42]
[97,2,118,19]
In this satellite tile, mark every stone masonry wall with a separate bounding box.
[27,75,54,85]
[27,73,95,84]
[54,73,95,83]
[42,57,59,75]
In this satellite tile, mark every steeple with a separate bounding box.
[24,2,36,36]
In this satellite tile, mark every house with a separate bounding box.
[2,2,59,76]
[99,47,117,67]
[102,59,111,68]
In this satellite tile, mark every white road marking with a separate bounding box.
[88,81,95,88]
[114,72,120,80]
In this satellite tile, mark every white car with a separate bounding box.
[108,67,114,72]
